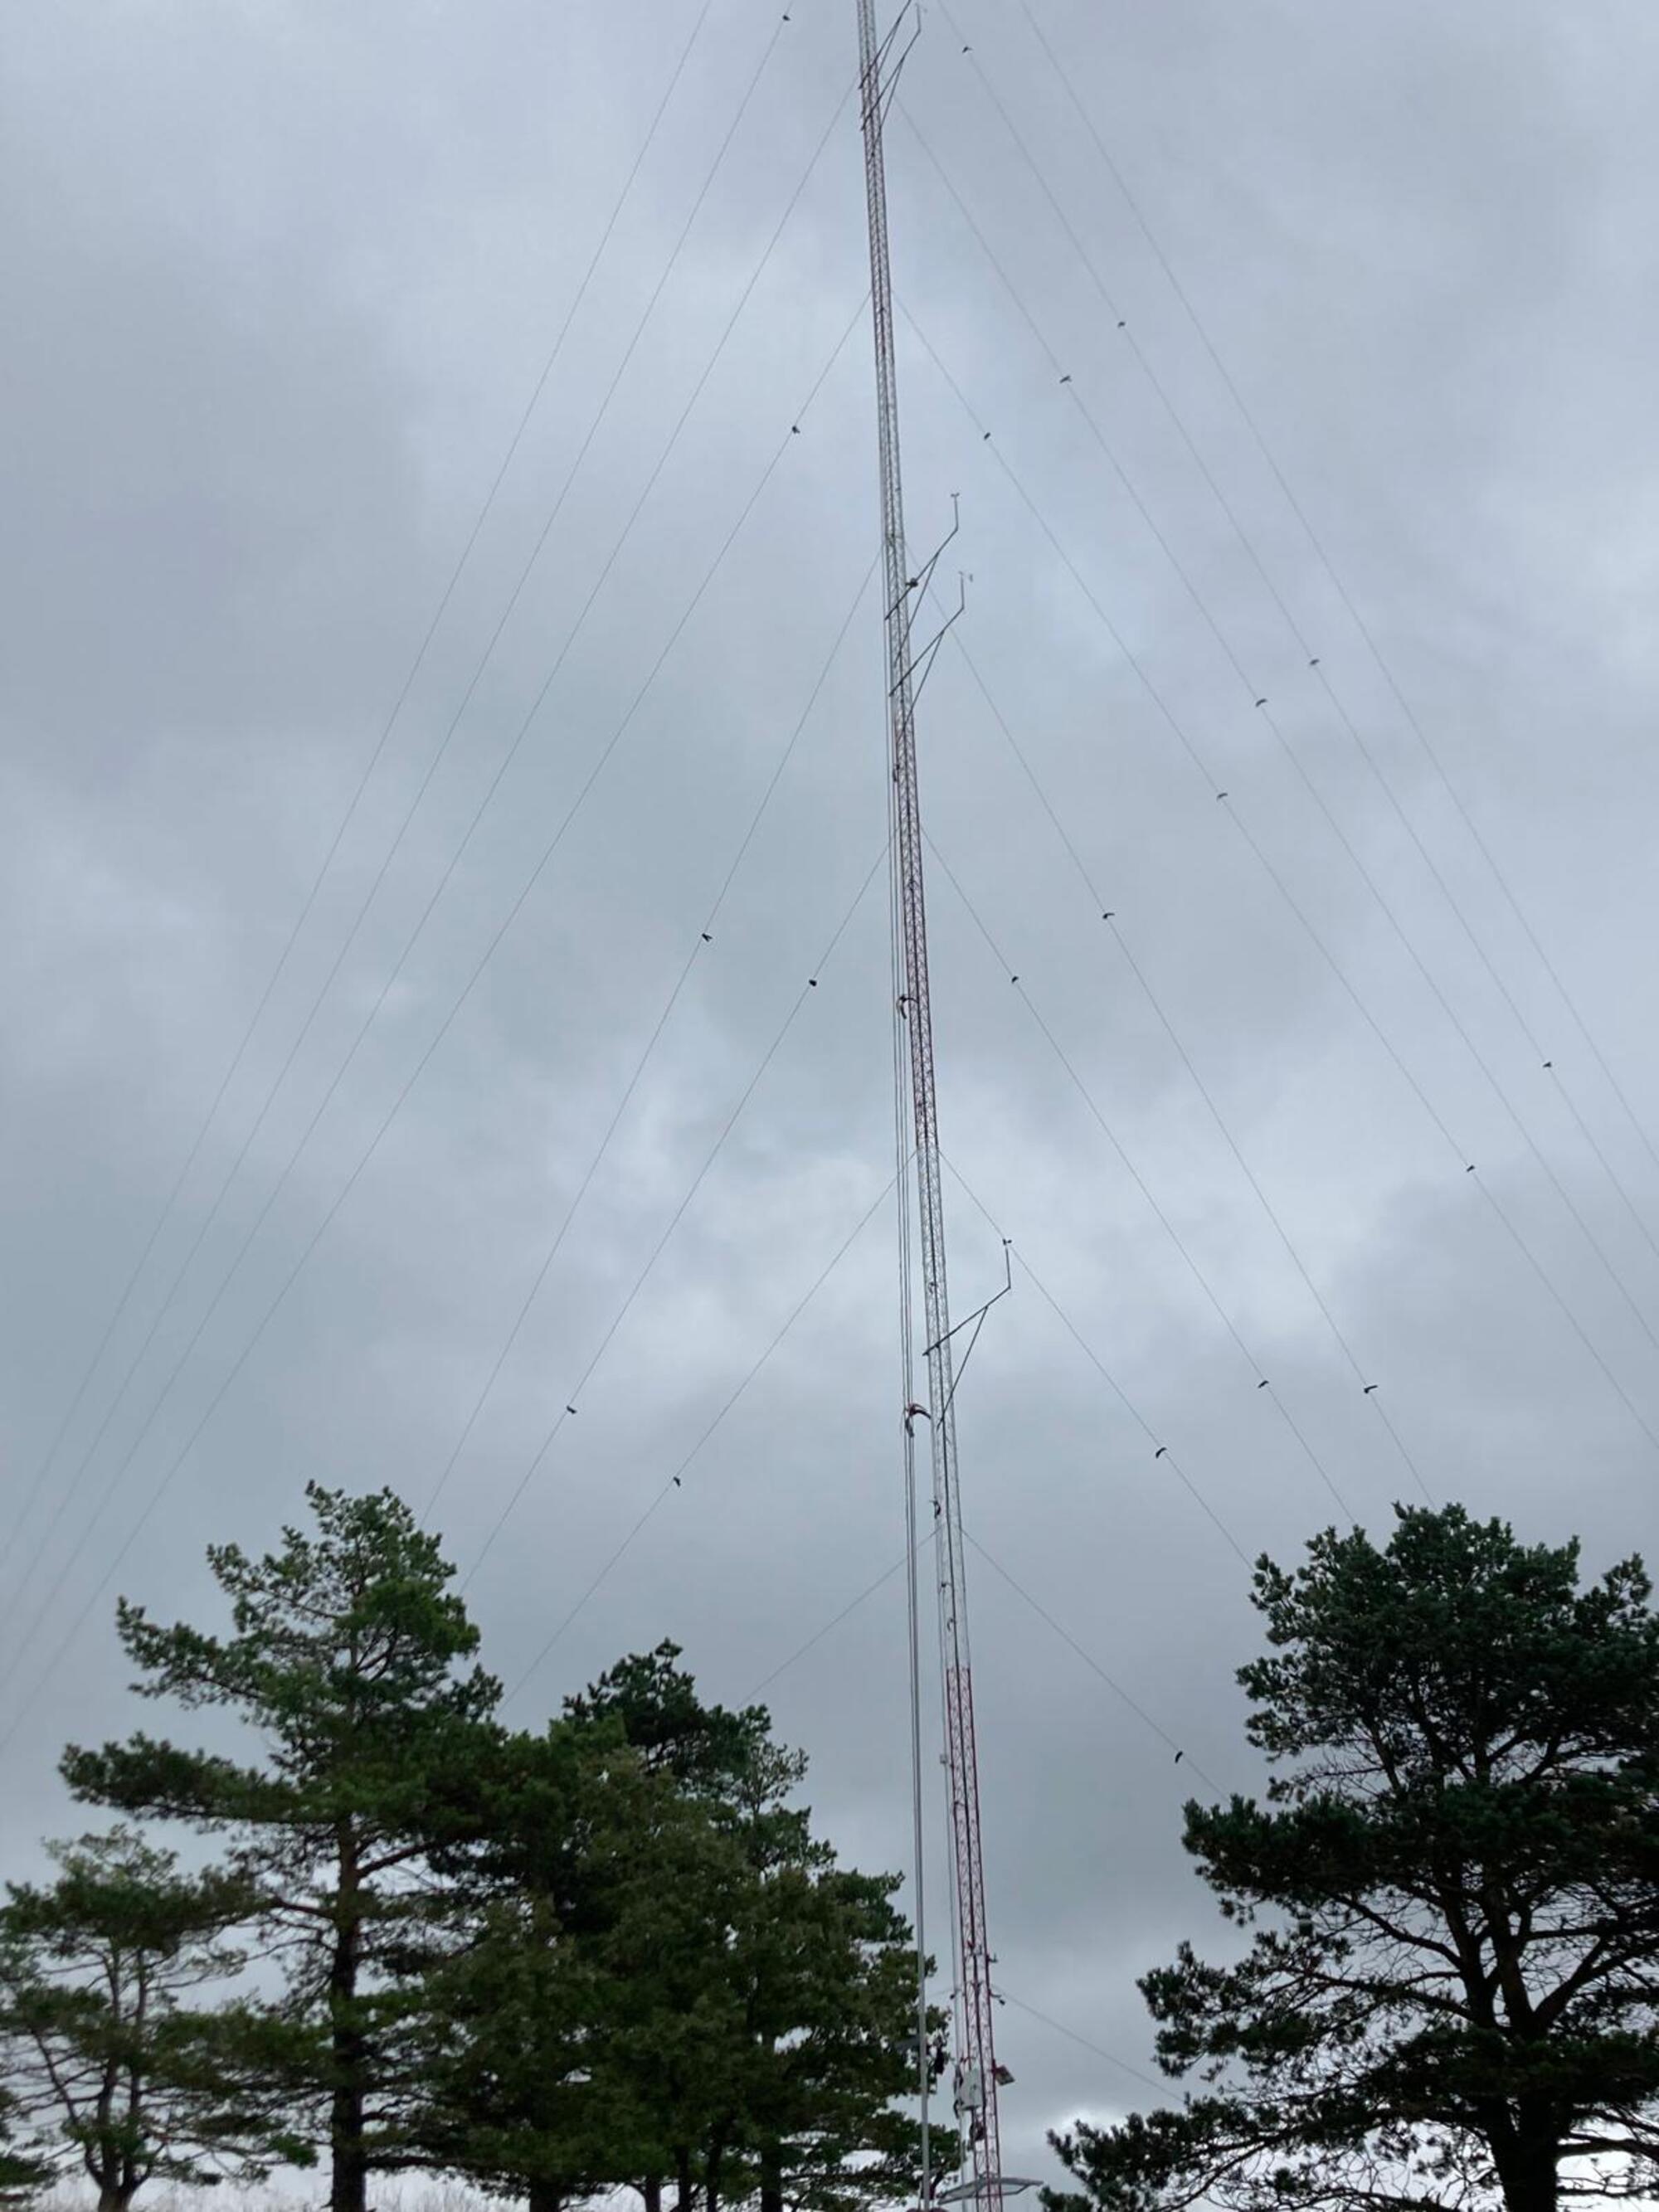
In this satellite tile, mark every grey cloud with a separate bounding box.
[5,0,1659,2191]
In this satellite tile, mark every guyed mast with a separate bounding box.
[854,10,1026,2210]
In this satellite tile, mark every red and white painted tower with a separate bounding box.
[854,11,1009,2208]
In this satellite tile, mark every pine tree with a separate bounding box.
[0,1828,306,2211]
[566,1646,925,2212]
[61,1484,498,2212]
[562,1641,773,1797]
[415,1646,927,2212]
[719,1855,922,2212]
[411,1720,680,2212]
[1051,1505,1659,2212]
[0,2090,48,2206]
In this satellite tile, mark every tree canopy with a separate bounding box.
[61,1484,501,2212]
[22,1488,927,2212]
[419,1646,925,2212]
[0,1827,306,2210]
[1050,1504,1659,2212]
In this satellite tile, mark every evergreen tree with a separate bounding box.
[566,1646,925,2212]
[0,1828,305,2211]
[717,1854,922,2212]
[415,1646,927,2212]
[411,1721,676,2212]
[562,1641,772,1797]
[61,1484,498,2212]
[1051,1505,1659,2212]
[0,2090,48,2206]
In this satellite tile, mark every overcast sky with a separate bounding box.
[4,0,1659,2185]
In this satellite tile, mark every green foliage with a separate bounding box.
[409,1722,667,2205]
[415,1646,926,2212]
[713,1855,926,2212]
[0,1828,307,2209]
[61,1484,499,2212]
[30,1497,927,2212]
[1049,1505,1659,2212]
[0,2088,48,2206]
[564,1646,925,2212]
[562,1641,772,1800]
[22,1490,929,2212]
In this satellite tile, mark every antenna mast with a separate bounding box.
[854,9,1005,2208]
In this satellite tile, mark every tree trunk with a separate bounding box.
[528,2181,563,2212]
[643,2177,662,2212]
[89,2055,119,2210]
[706,2127,728,2212]
[674,2142,695,2212]
[1497,2162,1558,2212]
[1506,2152,1559,2212]
[329,1821,368,2212]
[761,2142,783,2212]
[1492,2120,1559,2212]
[89,2125,140,2212]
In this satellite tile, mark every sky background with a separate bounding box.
[3,0,1659,2185]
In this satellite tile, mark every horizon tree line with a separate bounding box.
[2,1485,1656,2212]
[1,1485,930,2212]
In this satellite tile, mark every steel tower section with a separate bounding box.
[854,8,1004,2206]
